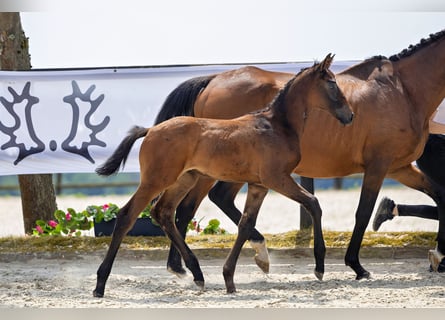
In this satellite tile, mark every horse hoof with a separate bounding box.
[428,249,445,272]
[314,270,324,281]
[194,280,205,289]
[254,256,270,274]
[226,287,236,294]
[250,240,270,274]
[93,289,104,298]
[355,271,371,280]
[167,265,187,278]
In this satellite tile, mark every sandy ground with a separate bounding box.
[0,186,439,237]
[0,254,444,308]
[0,186,444,308]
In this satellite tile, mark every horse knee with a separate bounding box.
[303,196,322,218]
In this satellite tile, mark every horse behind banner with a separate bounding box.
[93,54,353,296]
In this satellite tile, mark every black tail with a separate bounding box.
[154,74,216,124]
[96,126,148,176]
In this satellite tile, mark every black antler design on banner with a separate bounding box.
[62,81,110,163]
[0,82,44,165]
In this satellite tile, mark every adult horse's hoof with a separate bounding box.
[355,270,371,280]
[194,280,205,289]
[167,265,187,278]
[314,270,324,281]
[428,249,445,272]
[93,289,104,298]
[250,240,270,273]
[226,286,236,294]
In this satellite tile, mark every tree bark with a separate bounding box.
[0,13,57,233]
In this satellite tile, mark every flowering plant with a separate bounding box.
[32,203,155,236]
[187,217,227,235]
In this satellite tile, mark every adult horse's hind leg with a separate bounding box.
[223,184,268,293]
[166,176,216,276]
[388,164,445,272]
[151,171,206,288]
[209,181,270,273]
[94,185,156,297]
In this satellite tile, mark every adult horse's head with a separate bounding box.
[303,53,353,126]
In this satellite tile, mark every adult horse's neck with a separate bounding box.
[392,30,445,120]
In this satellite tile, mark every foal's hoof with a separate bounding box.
[250,240,270,274]
[194,280,205,290]
[428,249,445,272]
[314,270,324,281]
[226,286,236,294]
[355,270,371,280]
[167,265,187,278]
[93,289,104,298]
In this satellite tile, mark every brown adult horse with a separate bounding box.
[156,29,445,279]
[93,54,353,296]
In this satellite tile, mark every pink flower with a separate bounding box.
[36,225,43,234]
[65,212,72,221]
[48,220,58,228]
[102,204,110,211]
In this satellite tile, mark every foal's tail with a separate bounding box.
[153,74,216,124]
[95,126,148,176]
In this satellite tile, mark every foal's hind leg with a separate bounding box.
[223,184,268,293]
[94,185,157,297]
[209,181,270,273]
[151,171,206,288]
[167,176,216,276]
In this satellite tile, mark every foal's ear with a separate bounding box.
[317,53,335,73]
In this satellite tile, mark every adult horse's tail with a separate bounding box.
[96,126,148,176]
[154,74,216,124]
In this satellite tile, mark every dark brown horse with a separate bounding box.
[93,54,353,296]
[155,29,445,280]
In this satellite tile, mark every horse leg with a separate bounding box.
[345,165,388,280]
[94,185,157,297]
[373,135,445,230]
[223,184,268,293]
[167,176,216,276]
[262,175,326,280]
[388,165,445,272]
[151,171,206,288]
[208,181,270,273]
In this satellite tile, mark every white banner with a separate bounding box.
[0,61,361,175]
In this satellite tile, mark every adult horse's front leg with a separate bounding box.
[94,189,153,297]
[223,184,268,293]
[345,168,386,280]
[209,181,270,273]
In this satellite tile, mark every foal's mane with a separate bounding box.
[372,29,445,62]
[257,62,320,114]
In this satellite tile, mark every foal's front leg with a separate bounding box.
[264,175,326,280]
[223,184,268,293]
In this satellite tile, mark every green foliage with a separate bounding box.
[32,203,153,237]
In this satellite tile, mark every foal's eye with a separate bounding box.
[327,80,337,90]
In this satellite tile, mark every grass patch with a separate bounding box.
[0,230,437,254]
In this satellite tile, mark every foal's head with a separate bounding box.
[297,53,353,125]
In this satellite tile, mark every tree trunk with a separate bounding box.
[0,13,57,233]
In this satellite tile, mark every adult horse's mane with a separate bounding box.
[251,62,321,116]
[372,29,445,62]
